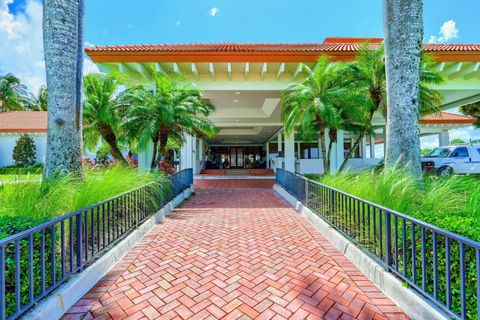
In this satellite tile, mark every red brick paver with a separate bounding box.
[63,183,408,320]
[194,178,275,189]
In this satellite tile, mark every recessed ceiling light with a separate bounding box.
[235,119,239,122]
[234,99,238,103]
[235,91,241,95]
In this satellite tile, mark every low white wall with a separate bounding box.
[0,133,47,167]
[296,159,324,174]
[346,158,382,171]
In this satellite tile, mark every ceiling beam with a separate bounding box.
[191,63,199,80]
[435,62,446,72]
[444,62,463,79]
[154,63,163,73]
[293,63,303,80]
[209,63,216,81]
[172,63,182,76]
[276,63,285,80]
[135,63,150,79]
[244,63,250,80]
[464,62,480,80]
[227,63,232,80]
[261,63,268,81]
[115,62,127,74]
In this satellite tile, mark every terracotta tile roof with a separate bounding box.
[420,112,476,124]
[85,40,480,54]
[0,111,48,132]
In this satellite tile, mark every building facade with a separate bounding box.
[85,37,480,174]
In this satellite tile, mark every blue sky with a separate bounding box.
[1,0,480,146]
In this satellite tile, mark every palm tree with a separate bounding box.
[0,74,30,112]
[123,72,217,170]
[43,0,85,178]
[383,0,424,176]
[82,73,128,165]
[281,57,366,175]
[460,102,480,128]
[337,43,443,172]
[27,86,48,111]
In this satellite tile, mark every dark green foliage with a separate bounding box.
[12,134,36,167]
[460,102,480,129]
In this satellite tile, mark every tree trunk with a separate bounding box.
[338,134,363,173]
[383,0,423,177]
[150,138,159,170]
[102,129,128,165]
[43,0,84,179]
[319,130,329,175]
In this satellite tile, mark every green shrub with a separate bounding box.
[0,163,43,175]
[12,134,36,167]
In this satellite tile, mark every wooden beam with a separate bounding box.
[464,62,480,80]
[244,63,250,80]
[172,63,182,76]
[209,63,216,81]
[260,63,268,81]
[154,63,163,73]
[435,62,446,72]
[276,63,285,80]
[293,63,303,80]
[191,63,199,80]
[445,62,463,79]
[135,63,150,79]
[227,63,232,80]
[116,62,127,74]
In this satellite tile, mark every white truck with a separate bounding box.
[421,145,480,176]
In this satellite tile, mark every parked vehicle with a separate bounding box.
[421,145,480,176]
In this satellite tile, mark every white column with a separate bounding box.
[198,139,204,171]
[284,132,295,172]
[181,134,193,169]
[370,135,375,159]
[439,130,450,147]
[361,136,367,159]
[265,143,270,168]
[331,129,344,173]
[138,139,154,172]
[277,133,283,169]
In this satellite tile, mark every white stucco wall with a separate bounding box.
[0,133,47,167]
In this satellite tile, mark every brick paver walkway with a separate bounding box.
[63,181,408,320]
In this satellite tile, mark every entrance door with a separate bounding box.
[229,147,244,168]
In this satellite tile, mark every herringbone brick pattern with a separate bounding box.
[63,183,408,320]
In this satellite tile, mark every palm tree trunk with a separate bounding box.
[338,134,363,173]
[319,130,329,175]
[383,0,423,177]
[151,138,159,170]
[102,130,128,165]
[43,0,83,178]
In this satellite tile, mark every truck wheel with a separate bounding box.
[437,166,453,177]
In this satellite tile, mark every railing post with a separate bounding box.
[330,189,335,213]
[385,211,392,270]
[76,213,83,271]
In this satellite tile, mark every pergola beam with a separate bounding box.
[209,63,216,81]
[276,63,285,80]
[227,63,232,80]
[293,63,303,80]
[172,63,182,76]
[464,62,480,80]
[244,63,250,80]
[444,62,463,79]
[191,63,199,80]
[260,63,268,81]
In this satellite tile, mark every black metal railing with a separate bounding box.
[276,168,480,320]
[0,168,193,320]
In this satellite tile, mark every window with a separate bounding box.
[477,148,480,156]
[300,143,319,159]
[427,147,453,158]
[449,147,469,158]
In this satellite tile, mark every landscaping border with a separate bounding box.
[23,185,194,320]
[274,183,449,320]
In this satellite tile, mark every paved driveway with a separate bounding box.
[63,181,408,319]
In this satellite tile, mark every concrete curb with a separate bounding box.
[25,186,194,320]
[273,184,449,320]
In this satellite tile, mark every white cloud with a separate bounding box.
[428,20,459,44]
[0,0,98,93]
[176,20,181,26]
[209,7,220,17]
